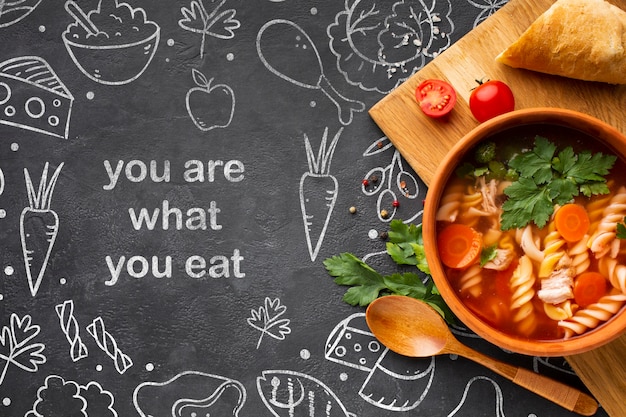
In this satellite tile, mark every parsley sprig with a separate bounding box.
[501,136,616,230]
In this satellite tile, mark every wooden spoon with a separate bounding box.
[365,295,598,416]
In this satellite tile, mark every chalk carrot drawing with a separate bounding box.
[0,313,46,386]
[256,19,365,126]
[186,68,235,131]
[20,162,64,297]
[55,300,89,362]
[0,0,43,28]
[179,0,240,59]
[300,127,342,261]
[87,317,133,374]
[247,297,291,349]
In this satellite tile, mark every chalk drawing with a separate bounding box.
[0,313,46,386]
[55,300,89,362]
[467,0,509,27]
[0,56,74,139]
[257,19,365,126]
[300,127,342,261]
[62,0,160,85]
[179,0,240,59]
[247,297,291,349]
[328,0,454,94]
[186,68,235,131]
[0,0,42,28]
[447,376,506,416]
[86,317,133,374]
[20,162,64,297]
[133,371,247,417]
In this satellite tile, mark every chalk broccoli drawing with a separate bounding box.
[179,0,240,58]
[0,313,46,386]
[247,297,291,349]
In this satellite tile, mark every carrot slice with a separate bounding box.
[554,203,590,242]
[573,272,607,308]
[437,224,482,269]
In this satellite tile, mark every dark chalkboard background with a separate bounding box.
[0,1,607,416]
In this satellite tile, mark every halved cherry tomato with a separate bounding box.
[415,79,457,118]
[469,79,515,122]
[573,272,607,308]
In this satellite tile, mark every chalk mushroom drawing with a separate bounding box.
[446,376,506,416]
[186,68,235,131]
[328,0,454,94]
[55,300,89,362]
[247,297,291,349]
[0,313,46,386]
[300,127,342,262]
[87,317,133,374]
[256,19,365,126]
[25,375,118,417]
[133,371,247,417]
[257,370,356,417]
[0,56,74,139]
[0,0,42,28]
[62,0,160,85]
[21,162,64,297]
[179,0,240,59]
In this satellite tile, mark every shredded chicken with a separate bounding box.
[476,177,499,214]
[483,248,514,271]
[537,255,575,304]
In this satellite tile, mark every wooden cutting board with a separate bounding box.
[368,0,626,415]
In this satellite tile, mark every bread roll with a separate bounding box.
[496,0,626,84]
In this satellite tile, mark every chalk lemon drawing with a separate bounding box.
[186,68,235,132]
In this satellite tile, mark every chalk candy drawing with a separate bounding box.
[186,68,235,131]
[133,371,247,417]
[0,0,42,28]
[179,0,240,59]
[0,313,46,386]
[55,300,89,362]
[257,370,356,417]
[328,0,454,94]
[21,162,64,297]
[86,317,133,374]
[256,19,365,126]
[62,0,160,85]
[300,127,342,262]
[25,375,118,417]
[0,56,74,139]
[447,376,506,416]
[247,297,291,349]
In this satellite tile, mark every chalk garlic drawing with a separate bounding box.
[0,0,42,28]
[247,297,291,349]
[0,56,74,139]
[134,371,247,417]
[447,376,506,416]
[257,370,356,417]
[55,300,89,362]
[0,313,46,386]
[25,375,118,417]
[186,68,235,131]
[179,0,240,59]
[328,0,454,94]
[257,19,365,126]
[21,162,64,297]
[62,0,160,85]
[300,127,342,262]
[87,317,133,374]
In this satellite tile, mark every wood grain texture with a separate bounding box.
[368,0,626,415]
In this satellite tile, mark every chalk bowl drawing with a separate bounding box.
[179,0,240,59]
[325,313,434,411]
[186,68,235,131]
[0,56,74,139]
[25,375,117,417]
[62,0,160,85]
[362,137,422,223]
[257,370,356,417]
[247,297,291,349]
[447,376,506,416]
[328,0,454,94]
[300,127,343,262]
[0,313,46,386]
[133,371,247,417]
[256,19,365,126]
[0,0,42,28]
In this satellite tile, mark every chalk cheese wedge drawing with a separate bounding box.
[299,127,343,262]
[20,162,64,297]
[0,56,74,139]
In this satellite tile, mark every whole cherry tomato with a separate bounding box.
[469,79,515,122]
[415,79,457,118]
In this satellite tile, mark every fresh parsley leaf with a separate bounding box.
[480,245,497,267]
[617,217,626,240]
[502,177,554,229]
[386,219,430,274]
[323,253,386,306]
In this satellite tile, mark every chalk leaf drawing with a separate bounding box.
[186,68,235,131]
[300,127,342,262]
[55,300,89,362]
[257,370,356,417]
[21,162,64,297]
[0,313,46,386]
[0,0,42,28]
[0,56,74,139]
[87,317,133,374]
[248,297,291,349]
[179,0,241,59]
[328,0,454,94]
[25,375,118,417]
[134,371,247,417]
[62,0,160,85]
[257,19,365,126]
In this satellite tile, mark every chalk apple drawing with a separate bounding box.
[186,68,235,131]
